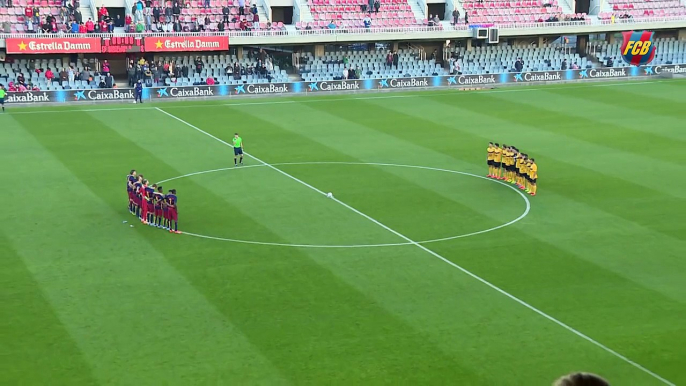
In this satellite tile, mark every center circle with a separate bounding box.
[157,162,530,248]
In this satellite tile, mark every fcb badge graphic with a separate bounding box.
[620,31,656,66]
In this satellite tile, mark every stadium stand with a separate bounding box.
[300,0,426,29]
[597,0,686,20]
[298,49,447,80]
[144,53,288,86]
[593,37,686,66]
[126,0,286,33]
[462,0,570,24]
[0,57,107,90]
[449,43,592,73]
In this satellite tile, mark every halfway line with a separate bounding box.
[154,107,676,386]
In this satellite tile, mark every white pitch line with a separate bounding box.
[155,107,676,386]
[156,161,530,247]
[1,79,674,115]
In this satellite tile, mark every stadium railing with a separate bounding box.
[0,15,685,41]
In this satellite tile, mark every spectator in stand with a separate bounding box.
[251,4,258,15]
[152,5,160,23]
[33,6,40,24]
[238,0,245,15]
[464,11,468,24]
[571,62,579,70]
[102,60,110,74]
[98,6,108,21]
[240,18,247,30]
[561,59,567,70]
[514,57,523,72]
[363,14,371,28]
[195,57,204,74]
[8,82,17,92]
[59,68,68,83]
[136,20,145,32]
[148,8,155,30]
[25,6,33,21]
[51,18,58,33]
[16,73,25,86]
[342,67,348,80]
[374,0,380,13]
[368,0,374,14]
[44,67,54,84]
[86,18,94,32]
[606,57,613,67]
[218,21,225,31]
[253,12,260,26]
[327,19,336,29]
[2,20,10,33]
[452,8,460,24]
[173,19,181,32]
[268,21,274,30]
[68,66,75,84]
[75,8,82,23]
[427,14,434,26]
[80,67,90,81]
[59,7,68,24]
[392,51,399,68]
[172,3,181,17]
[432,14,440,25]
[78,22,86,33]
[222,5,230,22]
[26,18,35,33]
[206,76,215,85]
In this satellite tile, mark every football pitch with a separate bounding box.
[2,80,685,385]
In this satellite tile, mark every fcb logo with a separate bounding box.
[620,31,656,66]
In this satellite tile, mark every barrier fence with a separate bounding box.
[5,64,685,104]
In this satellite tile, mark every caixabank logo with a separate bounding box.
[73,89,135,101]
[446,74,497,86]
[378,77,430,88]
[513,71,563,82]
[5,91,54,103]
[234,83,289,95]
[621,31,656,66]
[307,80,361,92]
[156,86,216,98]
[578,68,628,79]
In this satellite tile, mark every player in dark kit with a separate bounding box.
[153,185,164,228]
[139,179,150,224]
[127,169,137,214]
[133,175,144,219]
[166,189,180,233]
[145,184,156,225]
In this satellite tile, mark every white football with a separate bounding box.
[327,192,333,198]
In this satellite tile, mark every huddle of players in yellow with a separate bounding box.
[487,142,538,196]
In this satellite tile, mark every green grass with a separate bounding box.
[1,80,685,385]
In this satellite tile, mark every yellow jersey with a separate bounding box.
[494,148,502,162]
[529,162,538,178]
[506,150,514,166]
[487,146,494,161]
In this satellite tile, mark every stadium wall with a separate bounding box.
[5,64,685,104]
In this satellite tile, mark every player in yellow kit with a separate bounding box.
[492,143,503,179]
[505,146,515,183]
[519,154,529,191]
[487,142,495,178]
[528,158,538,196]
